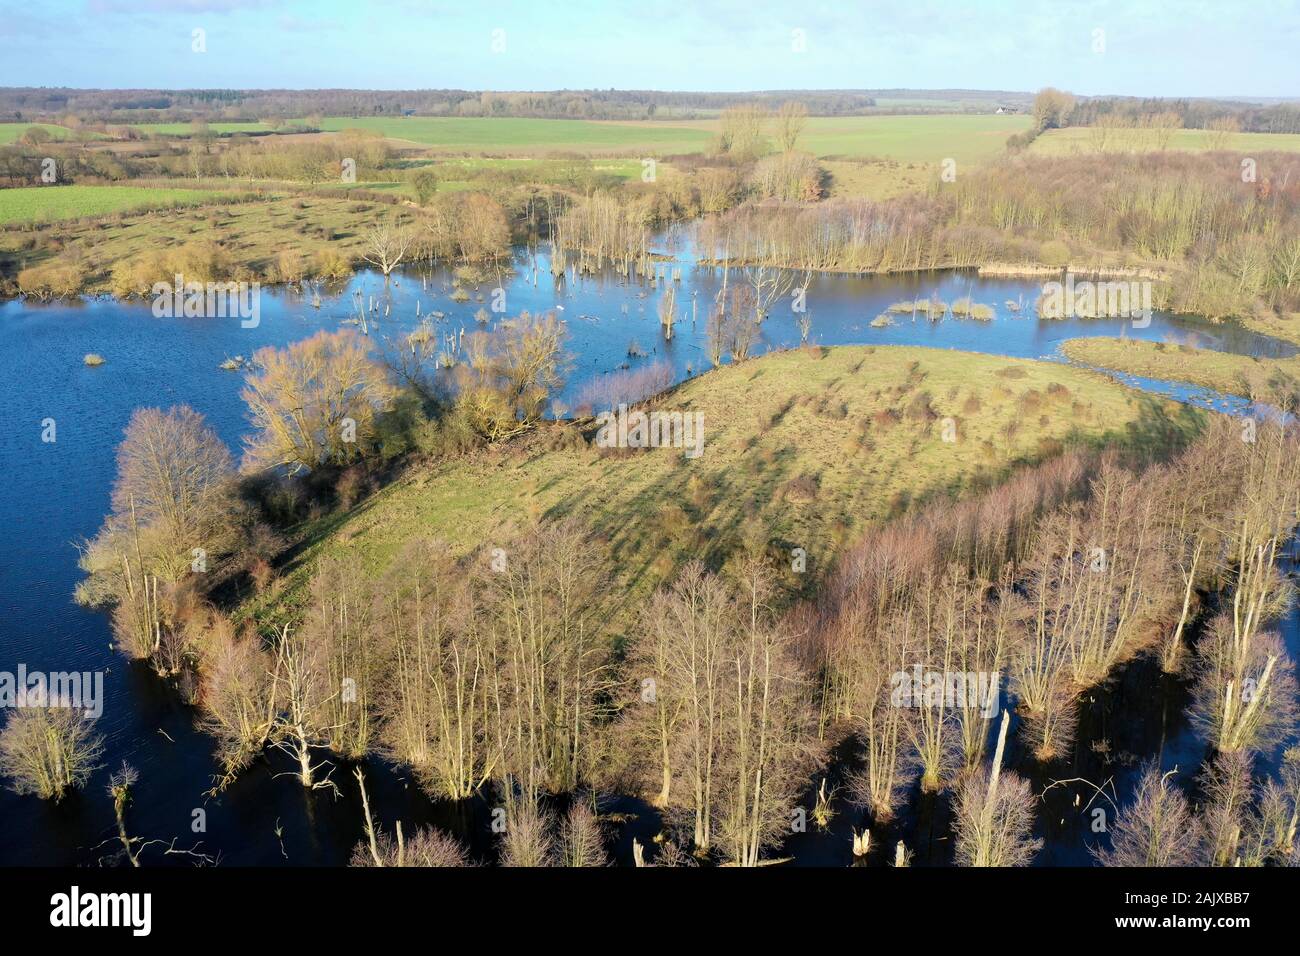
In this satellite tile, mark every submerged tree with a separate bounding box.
[241,329,397,474]
[0,706,104,800]
[1093,765,1201,867]
[1189,423,1300,755]
[631,557,813,863]
[267,624,337,790]
[361,222,414,277]
[77,405,242,670]
[450,313,568,441]
[198,616,275,791]
[952,712,1041,867]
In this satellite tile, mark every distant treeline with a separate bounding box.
[0,87,886,123]
[1069,96,1300,134]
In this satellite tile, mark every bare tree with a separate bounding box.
[1093,764,1201,867]
[373,539,500,800]
[952,711,1042,866]
[241,329,396,474]
[362,222,414,277]
[268,624,337,790]
[557,799,608,867]
[198,615,275,790]
[78,406,240,608]
[776,101,809,153]
[718,103,768,160]
[499,789,555,867]
[0,706,103,800]
[633,558,814,862]
[486,521,612,797]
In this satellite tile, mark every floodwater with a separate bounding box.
[0,243,1294,866]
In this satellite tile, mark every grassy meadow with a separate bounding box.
[129,121,275,136]
[794,113,1032,161]
[0,184,232,225]
[1062,337,1300,398]
[307,113,1032,163]
[0,122,96,144]
[240,344,1198,629]
[1030,126,1300,156]
[0,192,404,284]
[312,115,714,153]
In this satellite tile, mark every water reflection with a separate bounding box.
[0,250,1294,866]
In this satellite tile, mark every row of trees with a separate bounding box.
[16,391,1300,867]
[805,415,1300,864]
[0,88,880,125]
[693,150,1300,317]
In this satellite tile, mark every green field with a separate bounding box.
[1030,126,1300,156]
[428,156,643,178]
[130,121,275,136]
[314,116,714,153]
[0,185,231,225]
[308,113,1032,166]
[0,123,95,144]
[794,114,1032,162]
[241,344,1194,627]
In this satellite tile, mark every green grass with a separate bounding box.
[129,121,275,136]
[429,156,644,179]
[313,116,713,153]
[1030,127,1300,156]
[0,123,96,144]
[795,114,1032,163]
[1062,337,1300,398]
[0,191,402,289]
[243,344,1196,628]
[306,114,1032,164]
[0,185,231,225]
[821,158,933,199]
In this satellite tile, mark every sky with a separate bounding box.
[0,0,1296,98]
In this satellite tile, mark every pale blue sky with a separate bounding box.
[1,0,1296,97]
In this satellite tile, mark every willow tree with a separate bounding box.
[1190,422,1300,754]
[776,101,809,152]
[373,539,501,800]
[483,520,612,797]
[1093,765,1201,867]
[241,329,396,474]
[78,406,239,598]
[0,707,103,800]
[198,617,275,791]
[952,712,1041,867]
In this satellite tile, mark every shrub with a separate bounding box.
[17,260,85,299]
[312,247,353,280]
[0,707,104,800]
